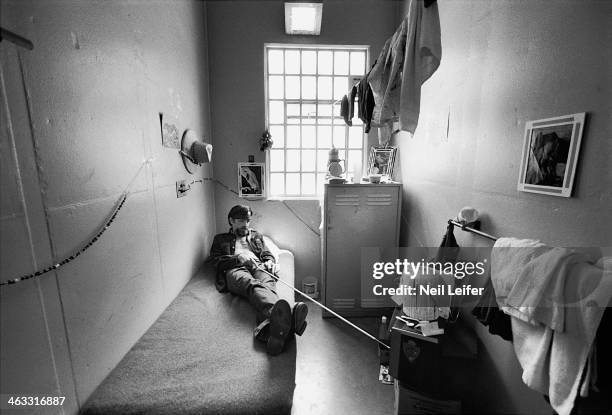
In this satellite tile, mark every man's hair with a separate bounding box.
[228,205,252,226]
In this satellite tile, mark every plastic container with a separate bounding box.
[302,276,319,299]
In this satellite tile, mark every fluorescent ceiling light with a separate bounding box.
[285,2,322,35]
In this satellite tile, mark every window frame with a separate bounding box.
[264,43,370,200]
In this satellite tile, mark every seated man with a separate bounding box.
[209,204,308,355]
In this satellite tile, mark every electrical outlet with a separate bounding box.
[176,179,190,198]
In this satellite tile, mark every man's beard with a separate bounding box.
[235,227,249,237]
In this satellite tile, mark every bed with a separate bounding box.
[81,238,296,414]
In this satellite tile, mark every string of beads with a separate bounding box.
[1,193,127,287]
[2,175,318,286]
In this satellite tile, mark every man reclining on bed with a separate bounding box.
[209,204,308,355]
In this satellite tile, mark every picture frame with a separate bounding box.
[517,112,585,197]
[238,162,265,198]
[367,146,397,178]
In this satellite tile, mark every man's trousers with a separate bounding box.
[225,266,279,329]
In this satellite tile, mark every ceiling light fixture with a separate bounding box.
[284,2,323,35]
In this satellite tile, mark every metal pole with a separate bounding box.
[254,264,390,350]
[449,219,497,241]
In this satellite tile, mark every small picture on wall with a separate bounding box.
[517,112,585,197]
[238,162,265,198]
[159,112,180,149]
[367,146,397,178]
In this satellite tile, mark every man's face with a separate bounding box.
[230,217,251,236]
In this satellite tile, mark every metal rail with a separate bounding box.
[254,264,391,349]
[448,219,497,242]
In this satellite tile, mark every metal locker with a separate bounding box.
[321,183,401,317]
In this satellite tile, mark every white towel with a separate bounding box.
[491,238,612,415]
[492,238,587,331]
[491,237,546,320]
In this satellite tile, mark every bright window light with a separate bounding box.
[264,45,369,198]
[285,3,322,35]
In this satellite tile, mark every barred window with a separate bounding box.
[265,44,369,198]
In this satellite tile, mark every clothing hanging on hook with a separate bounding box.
[340,68,376,133]
[368,0,441,134]
[472,279,513,341]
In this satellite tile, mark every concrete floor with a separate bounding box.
[292,303,395,415]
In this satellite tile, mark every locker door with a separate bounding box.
[325,185,399,313]
[360,187,400,308]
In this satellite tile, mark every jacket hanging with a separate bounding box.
[368,0,441,134]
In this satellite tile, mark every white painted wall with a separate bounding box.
[206,0,400,291]
[0,1,215,412]
[394,0,612,413]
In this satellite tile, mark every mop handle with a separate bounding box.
[254,263,391,350]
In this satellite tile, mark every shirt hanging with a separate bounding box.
[368,0,441,134]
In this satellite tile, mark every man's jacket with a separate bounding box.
[208,229,275,292]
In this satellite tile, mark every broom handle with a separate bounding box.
[254,264,390,350]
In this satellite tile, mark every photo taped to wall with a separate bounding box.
[238,162,265,198]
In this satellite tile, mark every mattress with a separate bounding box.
[81,266,296,414]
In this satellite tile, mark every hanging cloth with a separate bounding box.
[345,73,376,133]
[436,223,461,320]
[340,94,351,126]
[368,0,441,133]
[472,279,513,341]
[435,222,459,263]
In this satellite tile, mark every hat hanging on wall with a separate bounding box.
[179,129,213,174]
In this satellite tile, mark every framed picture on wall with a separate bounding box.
[517,112,586,197]
[238,162,265,198]
[367,146,397,178]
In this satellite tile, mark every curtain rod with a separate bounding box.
[448,219,497,242]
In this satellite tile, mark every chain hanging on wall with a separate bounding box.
[0,192,127,287]
[205,178,320,236]
[0,159,153,288]
[1,169,320,287]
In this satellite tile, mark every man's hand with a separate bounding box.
[236,252,258,269]
[263,260,279,274]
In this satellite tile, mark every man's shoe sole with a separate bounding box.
[292,302,308,336]
[267,299,292,356]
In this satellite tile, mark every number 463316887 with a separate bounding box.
[7,396,65,406]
